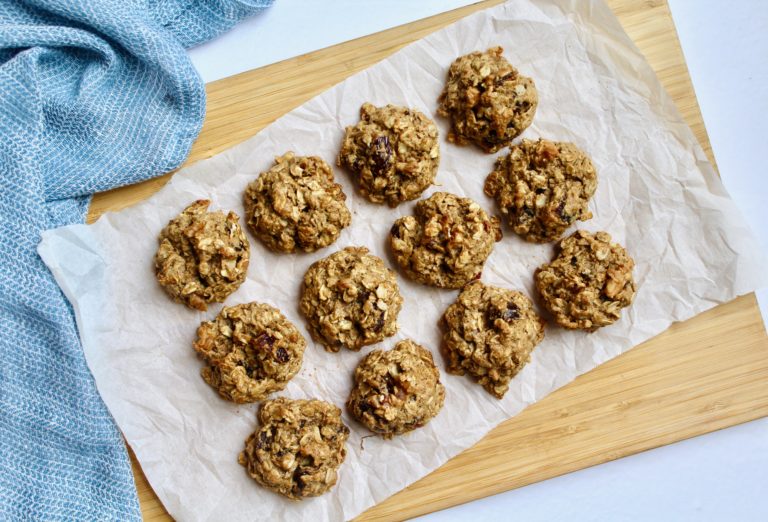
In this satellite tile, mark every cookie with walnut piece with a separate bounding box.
[337,103,440,207]
[441,281,544,399]
[154,200,250,311]
[438,46,538,152]
[484,139,597,243]
[299,246,403,352]
[239,398,350,500]
[243,152,351,253]
[347,339,445,438]
[193,302,305,403]
[535,230,636,331]
[389,192,502,288]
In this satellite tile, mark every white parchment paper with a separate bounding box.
[38,1,767,520]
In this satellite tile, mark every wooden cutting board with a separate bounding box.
[89,1,768,520]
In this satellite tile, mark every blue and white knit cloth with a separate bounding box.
[0,1,272,519]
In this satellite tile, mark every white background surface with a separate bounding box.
[187,1,768,520]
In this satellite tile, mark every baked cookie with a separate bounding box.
[243,152,351,253]
[239,398,350,500]
[441,281,544,398]
[389,192,502,288]
[154,200,250,311]
[535,230,636,331]
[347,340,445,438]
[337,103,440,207]
[437,46,537,153]
[484,139,597,243]
[193,303,305,403]
[299,246,403,352]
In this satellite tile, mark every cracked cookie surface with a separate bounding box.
[337,103,439,207]
[484,139,597,243]
[535,230,636,331]
[389,192,502,288]
[437,46,537,153]
[239,398,350,500]
[299,246,403,352]
[193,302,305,403]
[243,152,351,253]
[441,281,544,398]
[154,200,250,311]
[347,339,445,438]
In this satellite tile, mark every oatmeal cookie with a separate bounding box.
[193,303,305,403]
[441,281,544,398]
[154,200,250,311]
[389,192,502,288]
[239,398,350,500]
[347,340,445,438]
[337,103,440,206]
[437,46,538,153]
[243,152,351,253]
[299,246,403,352]
[535,230,636,331]
[484,139,597,243]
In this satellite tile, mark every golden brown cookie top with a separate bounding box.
[299,246,403,352]
[154,200,250,311]
[243,152,351,253]
[484,139,597,243]
[239,397,350,500]
[438,46,538,152]
[535,230,636,331]
[347,339,445,438]
[193,302,305,403]
[441,281,544,398]
[337,103,440,207]
[389,192,502,288]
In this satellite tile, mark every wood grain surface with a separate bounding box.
[96,1,768,520]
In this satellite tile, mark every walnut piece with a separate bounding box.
[438,46,538,153]
[243,152,351,253]
[193,302,305,403]
[347,340,445,438]
[239,398,350,500]
[535,230,636,331]
[441,281,544,398]
[154,200,250,311]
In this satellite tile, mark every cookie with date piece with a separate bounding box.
[441,280,544,398]
[239,398,349,500]
[193,302,305,403]
[438,46,538,152]
[484,139,597,243]
[338,103,439,207]
[535,230,636,331]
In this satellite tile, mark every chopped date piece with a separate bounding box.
[255,333,276,350]
[274,347,290,363]
[370,135,392,174]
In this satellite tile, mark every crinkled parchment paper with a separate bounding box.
[38,0,767,520]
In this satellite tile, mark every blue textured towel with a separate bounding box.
[0,1,272,519]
